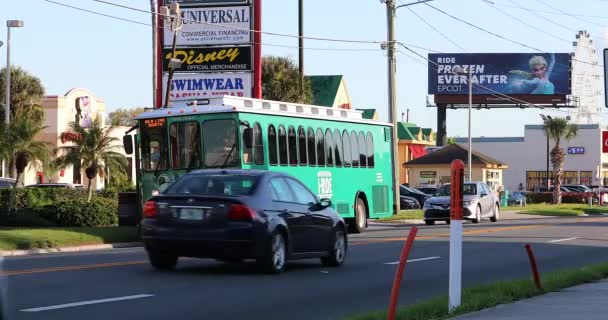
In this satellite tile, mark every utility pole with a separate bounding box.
[161,3,182,109]
[406,108,409,122]
[298,0,304,95]
[385,0,400,214]
[151,0,157,109]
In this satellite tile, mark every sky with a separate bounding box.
[2,0,608,138]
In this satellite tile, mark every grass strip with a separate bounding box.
[378,210,424,221]
[345,262,608,320]
[0,227,139,251]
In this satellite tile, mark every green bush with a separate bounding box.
[0,188,87,209]
[49,198,118,227]
[526,192,596,204]
[2,208,57,227]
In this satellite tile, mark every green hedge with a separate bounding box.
[526,192,596,204]
[0,189,119,227]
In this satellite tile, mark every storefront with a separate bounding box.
[398,122,435,185]
[18,88,135,188]
[455,124,608,191]
[404,144,507,190]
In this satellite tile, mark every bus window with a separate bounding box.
[366,132,374,167]
[170,121,201,169]
[141,117,167,171]
[351,130,359,167]
[253,123,264,165]
[358,131,367,167]
[278,125,288,165]
[308,128,316,166]
[202,119,238,168]
[241,121,252,164]
[298,126,307,165]
[334,129,343,167]
[288,126,297,166]
[325,129,334,167]
[316,128,325,166]
[342,130,351,167]
[268,125,278,165]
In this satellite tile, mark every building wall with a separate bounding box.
[407,165,501,189]
[458,124,605,191]
[333,79,351,109]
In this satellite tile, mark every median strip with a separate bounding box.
[548,237,578,243]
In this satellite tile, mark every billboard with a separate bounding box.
[163,46,251,72]
[428,53,571,96]
[164,0,249,6]
[163,6,251,46]
[163,73,252,104]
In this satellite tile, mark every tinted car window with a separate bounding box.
[435,184,477,196]
[165,174,257,196]
[0,181,11,188]
[270,178,295,202]
[286,179,317,205]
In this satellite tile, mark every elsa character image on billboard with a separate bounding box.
[509,53,555,94]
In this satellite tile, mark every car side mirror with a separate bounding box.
[123,135,133,155]
[243,128,253,149]
[319,198,331,208]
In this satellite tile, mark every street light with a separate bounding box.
[452,66,473,181]
[540,114,551,190]
[3,19,24,178]
[379,0,434,215]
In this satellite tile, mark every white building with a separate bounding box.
[455,124,608,192]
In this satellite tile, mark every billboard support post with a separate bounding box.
[253,0,262,99]
[449,159,464,312]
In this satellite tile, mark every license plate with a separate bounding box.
[178,208,205,220]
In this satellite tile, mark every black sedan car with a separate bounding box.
[400,186,431,207]
[141,169,347,274]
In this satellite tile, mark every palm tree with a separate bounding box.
[42,156,66,183]
[262,56,312,103]
[0,66,46,125]
[56,118,128,201]
[0,118,50,187]
[542,116,577,204]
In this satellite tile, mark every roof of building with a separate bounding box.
[397,122,434,143]
[454,137,525,143]
[404,143,507,167]
[305,75,342,107]
[357,109,377,120]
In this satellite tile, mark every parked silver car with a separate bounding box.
[423,181,500,225]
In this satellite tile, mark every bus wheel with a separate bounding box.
[348,198,367,234]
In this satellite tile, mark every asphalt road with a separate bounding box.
[3,213,608,320]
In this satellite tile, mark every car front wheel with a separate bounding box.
[321,228,347,267]
[490,204,499,222]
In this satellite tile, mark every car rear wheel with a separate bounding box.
[148,250,178,271]
[490,204,499,222]
[348,198,367,234]
[425,220,435,225]
[321,228,347,267]
[258,232,287,274]
[445,219,450,225]
[472,206,481,224]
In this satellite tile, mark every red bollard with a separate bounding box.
[387,227,418,320]
[525,244,542,290]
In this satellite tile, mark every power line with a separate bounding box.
[505,0,578,32]
[45,0,150,26]
[92,0,381,44]
[424,2,602,68]
[534,0,607,29]
[482,0,572,43]
[404,6,466,51]
[489,0,608,19]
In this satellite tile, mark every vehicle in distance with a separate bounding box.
[423,181,500,225]
[400,196,421,209]
[400,185,431,207]
[141,169,347,274]
[25,183,84,189]
[416,186,437,196]
[0,178,15,189]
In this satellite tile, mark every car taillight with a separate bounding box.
[228,204,256,221]
[143,200,158,218]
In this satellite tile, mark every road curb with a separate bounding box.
[0,242,143,257]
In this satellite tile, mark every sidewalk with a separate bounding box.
[452,280,608,319]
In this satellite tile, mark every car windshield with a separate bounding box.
[164,174,258,196]
[434,184,477,196]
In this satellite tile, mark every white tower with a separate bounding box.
[570,30,601,124]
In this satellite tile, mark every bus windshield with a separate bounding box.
[202,119,239,168]
[141,118,168,171]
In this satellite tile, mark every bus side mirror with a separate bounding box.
[243,128,253,149]
[123,135,133,155]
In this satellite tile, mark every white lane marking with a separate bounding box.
[20,294,154,312]
[384,256,441,265]
[548,237,578,243]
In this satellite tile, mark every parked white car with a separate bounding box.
[423,181,500,225]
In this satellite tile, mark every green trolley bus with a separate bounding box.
[123,96,394,233]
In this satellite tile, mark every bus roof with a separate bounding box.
[135,96,392,127]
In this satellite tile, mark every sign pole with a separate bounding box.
[449,159,464,312]
[253,0,262,99]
